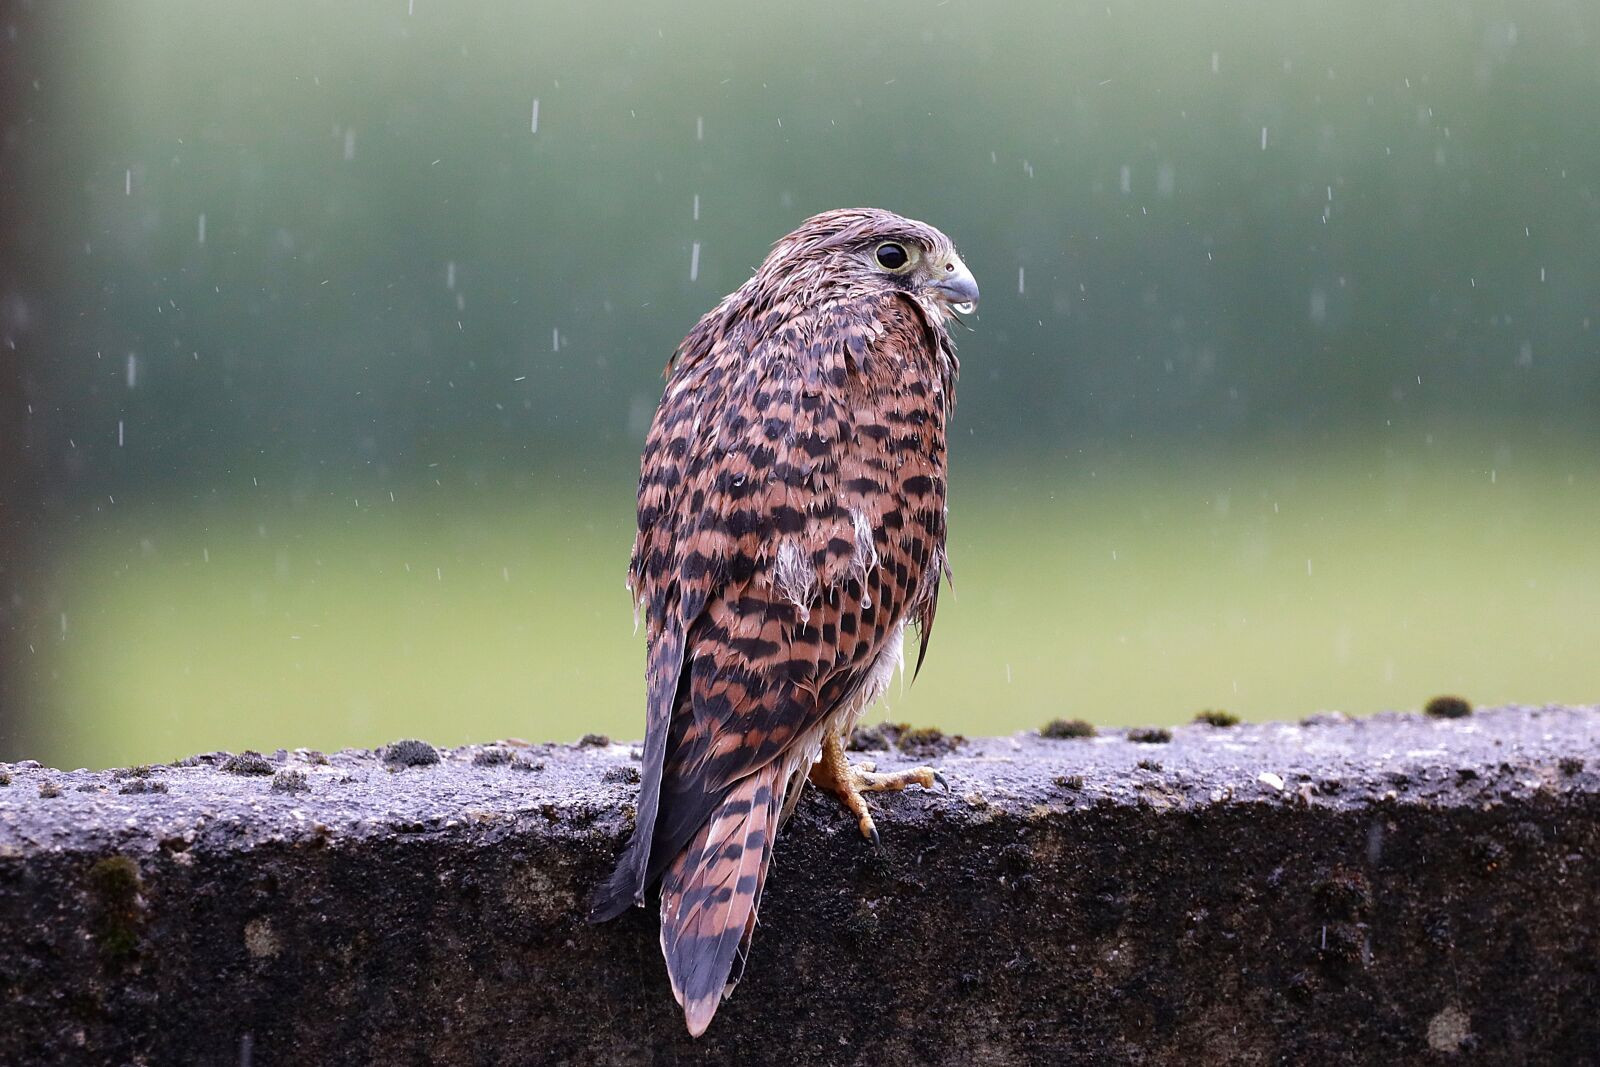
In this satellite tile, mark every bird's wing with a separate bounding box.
[586,301,729,921]
[588,291,951,923]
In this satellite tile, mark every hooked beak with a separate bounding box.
[929,253,979,314]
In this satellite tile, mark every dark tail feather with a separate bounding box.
[658,764,782,1037]
[588,836,651,923]
[588,628,685,923]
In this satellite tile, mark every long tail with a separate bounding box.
[658,763,783,1037]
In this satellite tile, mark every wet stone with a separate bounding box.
[221,752,275,776]
[0,705,1594,1066]
[382,740,440,768]
[271,770,310,794]
[1040,718,1096,739]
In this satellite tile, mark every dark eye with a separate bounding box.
[875,242,909,270]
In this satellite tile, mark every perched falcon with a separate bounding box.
[589,208,979,1036]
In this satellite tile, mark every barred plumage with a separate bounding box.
[589,208,978,1036]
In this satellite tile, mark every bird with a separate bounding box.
[588,207,979,1037]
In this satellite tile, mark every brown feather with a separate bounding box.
[589,208,972,1036]
[658,764,781,1037]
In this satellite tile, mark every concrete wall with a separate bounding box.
[1,705,1596,1065]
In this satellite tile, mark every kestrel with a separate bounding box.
[589,208,978,1036]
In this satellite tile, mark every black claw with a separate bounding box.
[932,770,950,792]
[868,825,882,848]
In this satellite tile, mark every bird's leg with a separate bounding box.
[808,731,946,847]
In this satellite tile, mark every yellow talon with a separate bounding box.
[809,731,942,845]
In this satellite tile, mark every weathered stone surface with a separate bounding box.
[0,705,1596,1065]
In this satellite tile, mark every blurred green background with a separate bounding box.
[2,1,1596,769]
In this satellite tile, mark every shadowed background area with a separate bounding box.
[1,0,1596,769]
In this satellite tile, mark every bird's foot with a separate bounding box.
[809,734,947,847]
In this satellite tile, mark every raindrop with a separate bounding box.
[1309,288,1327,323]
[343,128,356,160]
[125,353,138,389]
[446,261,456,290]
[124,169,131,196]
[1119,165,1131,195]
[695,115,704,141]
[1260,126,1268,150]
[197,213,207,245]
[690,241,701,282]
[1017,266,1025,295]
[692,193,700,221]
[530,98,540,133]
[117,420,124,447]
[1211,51,1220,74]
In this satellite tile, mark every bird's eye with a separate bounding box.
[875,242,909,270]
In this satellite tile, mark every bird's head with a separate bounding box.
[758,207,980,320]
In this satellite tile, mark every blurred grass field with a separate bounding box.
[25,441,1600,770]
